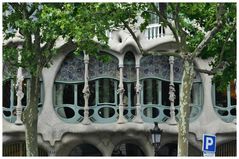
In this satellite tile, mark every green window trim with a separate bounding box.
[212,83,236,123]
[140,78,203,123]
[2,78,44,123]
[54,78,120,123]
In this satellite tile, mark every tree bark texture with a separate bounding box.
[177,59,194,156]
[22,75,40,156]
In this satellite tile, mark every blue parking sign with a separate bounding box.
[202,134,216,152]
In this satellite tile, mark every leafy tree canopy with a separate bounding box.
[3,2,236,87]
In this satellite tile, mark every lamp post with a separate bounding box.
[150,122,163,156]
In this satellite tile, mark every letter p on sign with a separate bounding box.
[202,134,216,152]
[206,137,213,149]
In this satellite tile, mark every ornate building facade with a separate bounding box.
[2,10,237,156]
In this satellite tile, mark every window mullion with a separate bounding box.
[141,80,144,105]
[74,84,78,106]
[127,83,131,107]
[227,84,231,106]
[212,83,216,106]
[114,80,118,105]
[10,79,14,108]
[96,80,99,105]
[157,80,162,105]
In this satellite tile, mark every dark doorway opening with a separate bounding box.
[112,143,145,156]
[158,143,177,156]
[3,142,48,156]
[69,144,102,156]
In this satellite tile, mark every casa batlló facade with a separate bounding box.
[2,3,236,157]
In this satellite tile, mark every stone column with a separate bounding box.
[117,65,127,124]
[82,52,91,125]
[166,56,177,125]
[133,65,143,123]
[15,45,24,125]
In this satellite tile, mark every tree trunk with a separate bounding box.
[177,59,194,156]
[22,75,40,156]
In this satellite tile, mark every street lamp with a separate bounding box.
[150,122,163,156]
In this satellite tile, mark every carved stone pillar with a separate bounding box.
[15,45,24,125]
[166,56,177,125]
[82,52,91,125]
[117,66,127,124]
[133,66,143,123]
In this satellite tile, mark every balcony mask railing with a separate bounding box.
[145,23,174,40]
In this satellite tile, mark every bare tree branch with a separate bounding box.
[193,3,225,57]
[34,28,41,53]
[122,21,145,54]
[194,67,216,75]
[151,3,180,44]
[194,61,229,76]
[41,38,57,53]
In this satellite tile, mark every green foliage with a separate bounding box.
[3,3,120,75]
[3,2,236,88]
[211,31,236,91]
[140,3,236,90]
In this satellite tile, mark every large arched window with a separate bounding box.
[140,55,203,123]
[54,52,119,123]
[88,53,119,123]
[212,80,236,123]
[54,53,85,123]
[2,65,44,123]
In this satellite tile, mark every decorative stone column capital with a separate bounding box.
[169,84,176,102]
[117,87,125,94]
[84,53,89,63]
[118,64,124,68]
[135,83,142,94]
[169,56,174,64]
